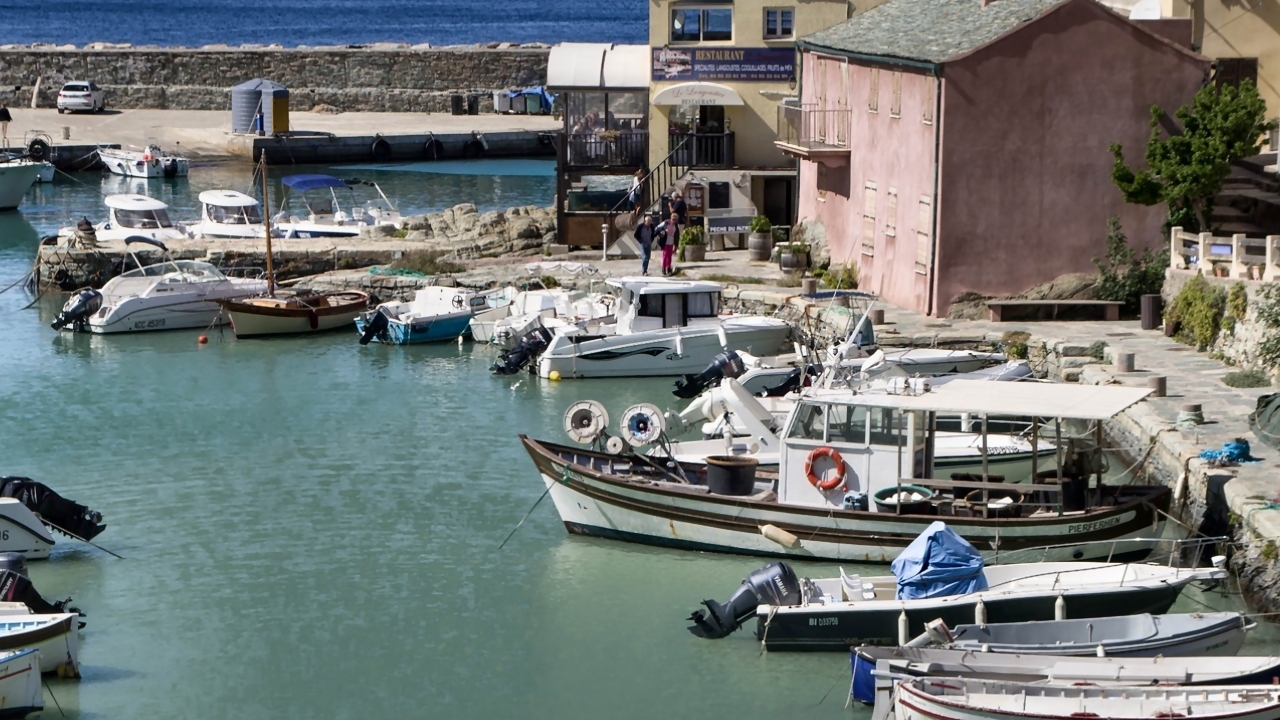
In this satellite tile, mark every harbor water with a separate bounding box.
[0,166,1270,718]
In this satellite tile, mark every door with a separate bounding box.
[762,177,794,228]
[663,294,685,328]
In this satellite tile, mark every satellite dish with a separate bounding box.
[620,403,666,446]
[605,436,626,455]
[564,400,610,444]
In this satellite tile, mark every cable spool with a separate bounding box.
[605,436,626,455]
[563,400,609,444]
[620,403,665,447]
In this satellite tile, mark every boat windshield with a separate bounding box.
[120,260,228,280]
[116,208,174,229]
[206,203,263,224]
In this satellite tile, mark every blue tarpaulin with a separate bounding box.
[508,86,555,113]
[850,651,876,705]
[890,521,988,600]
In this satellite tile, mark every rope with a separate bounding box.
[1176,408,1205,430]
[1198,439,1259,466]
[757,606,777,656]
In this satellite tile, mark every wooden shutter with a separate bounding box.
[862,182,877,255]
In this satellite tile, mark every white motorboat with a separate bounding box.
[98,144,189,178]
[0,614,80,677]
[493,278,792,378]
[51,238,268,334]
[484,288,616,350]
[0,159,41,211]
[272,174,400,238]
[357,286,487,345]
[5,153,53,184]
[55,194,188,246]
[725,348,1008,397]
[0,499,58,561]
[188,190,267,239]
[467,286,520,343]
[0,648,44,714]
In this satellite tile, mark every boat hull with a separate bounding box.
[355,311,472,345]
[536,322,793,378]
[0,649,43,716]
[0,614,80,677]
[98,150,189,178]
[0,499,56,561]
[0,162,41,211]
[226,307,362,337]
[83,280,268,334]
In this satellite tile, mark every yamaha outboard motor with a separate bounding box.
[0,477,106,541]
[758,363,823,397]
[357,309,391,346]
[673,350,746,399]
[0,554,77,617]
[51,289,103,331]
[492,326,554,375]
[687,562,802,639]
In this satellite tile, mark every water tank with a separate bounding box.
[230,79,289,135]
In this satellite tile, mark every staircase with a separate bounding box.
[604,135,693,258]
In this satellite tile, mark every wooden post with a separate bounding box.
[1055,418,1064,515]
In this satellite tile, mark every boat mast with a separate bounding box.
[260,155,276,297]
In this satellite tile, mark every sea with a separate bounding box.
[0,0,647,47]
[0,163,1269,719]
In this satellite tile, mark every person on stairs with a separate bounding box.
[634,214,656,276]
[654,212,682,276]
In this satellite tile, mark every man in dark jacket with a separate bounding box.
[670,189,688,224]
[633,214,656,276]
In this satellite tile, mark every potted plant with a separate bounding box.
[747,215,772,261]
[778,241,810,271]
[679,225,706,262]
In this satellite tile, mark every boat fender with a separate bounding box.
[805,447,846,491]
[142,150,153,162]
[371,137,392,162]
[1055,593,1067,621]
[975,598,986,625]
[26,138,51,162]
[898,611,910,646]
[424,139,444,159]
[307,309,319,330]
[759,524,800,549]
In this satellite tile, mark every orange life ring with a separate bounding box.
[142,152,153,162]
[805,446,846,491]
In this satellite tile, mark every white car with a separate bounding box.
[56,81,105,114]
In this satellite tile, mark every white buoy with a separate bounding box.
[974,599,987,625]
[674,330,684,357]
[1096,644,1106,657]
[759,524,800,549]
[1055,594,1066,621]
[898,611,910,646]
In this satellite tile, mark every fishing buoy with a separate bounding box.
[197,335,208,344]
[759,524,800,549]
[548,370,561,381]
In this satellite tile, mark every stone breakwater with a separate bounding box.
[0,46,548,112]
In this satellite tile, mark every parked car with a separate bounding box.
[56,82,105,114]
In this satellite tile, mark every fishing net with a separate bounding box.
[1249,393,1280,452]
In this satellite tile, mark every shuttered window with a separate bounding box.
[915,196,932,273]
[868,69,879,113]
[862,182,877,255]
[922,76,935,125]
[890,72,902,118]
[885,188,897,237]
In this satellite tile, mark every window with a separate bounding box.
[686,292,719,318]
[868,408,901,446]
[890,72,902,118]
[115,208,173,229]
[868,68,879,113]
[828,405,868,444]
[639,294,664,318]
[916,196,932,273]
[207,203,263,224]
[885,188,897,237]
[923,76,935,125]
[861,182,876,255]
[671,7,733,42]
[1214,58,1257,89]
[788,403,828,441]
[764,8,793,39]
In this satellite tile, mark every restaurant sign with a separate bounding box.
[652,47,795,82]
[706,215,755,234]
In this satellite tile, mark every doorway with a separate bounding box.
[762,177,794,228]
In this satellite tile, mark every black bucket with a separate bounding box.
[705,456,759,496]
[873,485,937,515]
[962,488,1024,519]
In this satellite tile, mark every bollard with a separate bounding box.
[871,309,886,325]
[61,126,70,140]
[1114,352,1135,373]
[1147,375,1167,397]
[801,277,817,296]
[1140,294,1162,331]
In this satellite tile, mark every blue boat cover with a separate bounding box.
[850,650,876,704]
[891,521,988,600]
[508,86,556,112]
[281,174,349,191]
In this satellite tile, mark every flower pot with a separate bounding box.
[779,250,809,272]
[684,244,706,262]
[747,232,772,261]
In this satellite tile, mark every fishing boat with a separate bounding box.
[520,376,1169,562]
[892,678,1280,720]
[98,144,189,178]
[493,277,792,378]
[356,286,488,345]
[51,238,267,333]
[941,611,1253,657]
[0,614,80,676]
[272,174,400,238]
[685,524,1227,651]
[53,194,188,246]
[0,159,44,210]
[482,287,616,350]
[0,648,44,716]
[187,190,267,239]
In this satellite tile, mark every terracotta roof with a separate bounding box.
[801,0,1068,64]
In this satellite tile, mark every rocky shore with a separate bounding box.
[390,204,557,258]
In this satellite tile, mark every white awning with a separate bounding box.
[804,380,1153,420]
[548,43,650,91]
[602,45,651,90]
[652,82,744,106]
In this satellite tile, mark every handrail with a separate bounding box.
[1169,225,1280,281]
[603,134,694,244]
[988,534,1228,567]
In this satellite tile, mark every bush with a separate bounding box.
[748,215,771,233]
[1255,283,1280,369]
[822,263,859,290]
[1003,331,1031,360]
[389,250,464,275]
[1222,369,1271,388]
[678,226,705,248]
[539,275,561,289]
[1092,217,1167,315]
[1166,274,1226,350]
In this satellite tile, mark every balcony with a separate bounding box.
[668,132,735,169]
[563,131,648,169]
[775,103,851,162]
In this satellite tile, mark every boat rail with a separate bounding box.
[220,266,266,280]
[987,534,1228,567]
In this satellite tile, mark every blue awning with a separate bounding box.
[281,174,349,191]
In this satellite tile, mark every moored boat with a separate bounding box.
[98,144,189,178]
[356,286,486,345]
[0,648,44,715]
[0,614,80,677]
[942,611,1253,657]
[0,160,46,211]
[220,290,370,337]
[53,194,188,246]
[188,189,267,239]
[272,174,400,238]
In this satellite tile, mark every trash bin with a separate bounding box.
[524,93,542,114]
[450,94,465,116]
[466,95,479,116]
[1140,294,1162,331]
[493,92,511,113]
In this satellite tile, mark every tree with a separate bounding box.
[1110,80,1277,233]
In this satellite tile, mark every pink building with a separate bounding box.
[777,0,1208,315]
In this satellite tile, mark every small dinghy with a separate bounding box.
[0,614,80,677]
[894,677,1280,720]
[940,611,1253,657]
[356,287,487,345]
[0,648,44,717]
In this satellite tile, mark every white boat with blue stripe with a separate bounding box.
[357,287,487,345]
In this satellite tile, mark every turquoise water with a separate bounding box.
[345,159,557,177]
[0,167,1270,718]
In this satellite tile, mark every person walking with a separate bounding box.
[654,212,681,276]
[628,168,645,219]
[633,213,656,276]
[670,189,688,224]
[0,103,10,152]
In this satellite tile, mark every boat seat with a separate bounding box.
[839,569,876,601]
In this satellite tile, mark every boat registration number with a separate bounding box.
[808,617,838,627]
[133,319,166,330]
[1066,514,1128,534]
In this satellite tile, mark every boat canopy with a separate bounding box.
[607,277,722,295]
[891,522,988,600]
[281,174,349,191]
[803,379,1153,421]
[104,194,169,211]
[198,190,259,207]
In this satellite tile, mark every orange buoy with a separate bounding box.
[198,335,209,344]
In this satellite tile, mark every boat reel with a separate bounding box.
[619,404,666,447]
[563,401,610,445]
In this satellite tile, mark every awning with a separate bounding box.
[652,82,744,106]
[547,43,650,90]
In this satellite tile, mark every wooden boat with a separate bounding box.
[944,611,1253,657]
[219,290,369,337]
[0,614,80,677]
[893,677,1280,720]
[0,649,44,716]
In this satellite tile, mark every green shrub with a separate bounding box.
[1256,283,1280,369]
[678,226,705,248]
[1228,282,1249,320]
[748,215,772,233]
[1167,274,1226,350]
[1003,331,1031,360]
[1092,217,1168,315]
[539,275,561,289]
[389,250,463,275]
[1222,369,1269,388]
[391,227,410,239]
[822,263,859,290]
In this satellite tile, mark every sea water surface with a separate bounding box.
[0,166,1267,719]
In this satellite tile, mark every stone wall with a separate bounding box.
[1163,269,1277,378]
[0,47,548,112]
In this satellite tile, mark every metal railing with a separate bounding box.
[776,103,851,149]
[1169,226,1280,281]
[601,135,694,252]
[563,131,648,169]
[667,131,735,169]
[987,534,1229,568]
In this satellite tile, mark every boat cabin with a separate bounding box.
[777,379,1153,516]
[276,174,399,226]
[199,190,263,226]
[103,194,175,231]
[608,277,722,333]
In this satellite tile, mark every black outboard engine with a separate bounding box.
[0,553,77,617]
[673,350,746,399]
[357,309,391,346]
[51,289,103,331]
[492,326,554,375]
[0,477,106,541]
[758,363,823,397]
[687,562,801,639]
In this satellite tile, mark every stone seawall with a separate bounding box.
[0,47,549,112]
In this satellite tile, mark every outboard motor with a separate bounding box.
[51,289,103,331]
[0,477,106,541]
[357,309,391,346]
[758,363,823,397]
[673,350,746,399]
[163,158,179,178]
[0,553,77,618]
[492,326,554,375]
[687,562,801,639]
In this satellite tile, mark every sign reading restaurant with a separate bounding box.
[652,47,795,82]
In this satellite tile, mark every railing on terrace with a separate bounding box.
[667,132,734,169]
[563,131,648,169]
[776,103,851,149]
[1169,226,1280,281]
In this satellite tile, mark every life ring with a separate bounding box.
[142,151,153,162]
[805,446,846,491]
[371,137,392,162]
[26,138,51,162]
